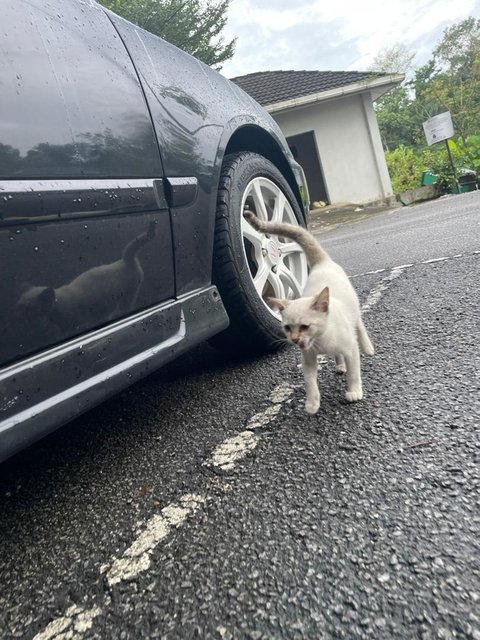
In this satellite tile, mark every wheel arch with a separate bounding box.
[223,125,305,217]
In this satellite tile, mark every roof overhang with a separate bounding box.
[264,73,405,115]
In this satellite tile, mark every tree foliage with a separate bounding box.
[374,19,480,150]
[410,18,480,139]
[374,19,480,192]
[368,44,417,150]
[99,0,236,69]
[375,87,418,150]
[433,17,480,79]
[369,43,416,76]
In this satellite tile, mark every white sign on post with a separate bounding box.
[423,111,454,146]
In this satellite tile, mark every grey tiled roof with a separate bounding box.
[230,70,383,106]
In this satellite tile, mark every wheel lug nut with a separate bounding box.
[262,248,267,257]
[272,265,277,273]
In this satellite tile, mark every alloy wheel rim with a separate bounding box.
[241,177,308,317]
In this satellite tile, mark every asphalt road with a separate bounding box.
[1,191,479,640]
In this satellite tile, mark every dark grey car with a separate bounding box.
[0,0,310,462]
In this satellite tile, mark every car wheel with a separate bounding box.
[211,151,309,354]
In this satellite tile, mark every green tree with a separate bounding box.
[375,87,419,150]
[433,17,480,80]
[100,0,236,69]
[369,44,418,150]
[411,18,480,138]
[369,43,416,76]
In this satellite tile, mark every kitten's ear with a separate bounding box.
[311,287,329,313]
[267,297,289,312]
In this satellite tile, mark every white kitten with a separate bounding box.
[244,210,374,414]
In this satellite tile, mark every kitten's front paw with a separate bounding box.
[335,363,347,374]
[345,389,363,402]
[305,400,320,414]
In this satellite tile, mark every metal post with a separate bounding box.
[445,139,461,194]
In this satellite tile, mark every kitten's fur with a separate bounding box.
[244,210,374,414]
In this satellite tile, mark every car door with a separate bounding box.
[106,11,225,297]
[0,0,174,368]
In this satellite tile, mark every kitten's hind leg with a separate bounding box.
[335,354,347,374]
[357,318,374,356]
[344,347,363,402]
[302,350,320,414]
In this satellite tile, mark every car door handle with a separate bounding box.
[163,177,198,208]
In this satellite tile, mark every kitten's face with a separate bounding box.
[280,299,328,350]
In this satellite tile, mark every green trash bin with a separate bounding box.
[451,171,478,193]
[421,170,438,186]
[458,171,477,192]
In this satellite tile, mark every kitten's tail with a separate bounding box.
[122,220,156,264]
[244,210,328,267]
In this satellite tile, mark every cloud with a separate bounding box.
[221,0,480,77]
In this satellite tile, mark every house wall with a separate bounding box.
[271,93,393,205]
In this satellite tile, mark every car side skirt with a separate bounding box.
[0,286,229,462]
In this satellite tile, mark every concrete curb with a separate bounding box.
[308,201,401,234]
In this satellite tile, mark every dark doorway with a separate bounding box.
[287,131,328,204]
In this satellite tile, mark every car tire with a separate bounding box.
[210,151,309,355]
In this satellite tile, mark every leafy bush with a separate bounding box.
[385,145,423,193]
[385,134,480,194]
[449,135,480,174]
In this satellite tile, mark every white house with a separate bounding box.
[231,70,404,206]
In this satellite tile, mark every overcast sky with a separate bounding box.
[220,0,480,79]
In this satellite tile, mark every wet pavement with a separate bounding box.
[0,191,479,640]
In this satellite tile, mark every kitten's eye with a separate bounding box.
[284,325,291,332]
[300,324,310,332]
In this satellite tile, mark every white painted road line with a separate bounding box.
[32,253,480,638]
[204,430,260,472]
[205,383,295,470]
[351,250,480,280]
[269,383,295,405]
[421,256,452,264]
[361,267,406,314]
[33,604,102,640]
[106,493,206,586]
[32,383,298,638]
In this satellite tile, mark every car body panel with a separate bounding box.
[0,286,229,462]
[0,0,175,367]
[0,0,308,462]
[0,179,175,366]
[106,10,307,295]
[0,0,162,179]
